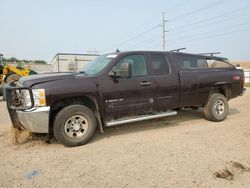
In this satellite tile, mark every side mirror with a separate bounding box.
[120,62,132,78]
[108,69,117,78]
[109,62,132,78]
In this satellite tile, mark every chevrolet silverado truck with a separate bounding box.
[5,51,245,147]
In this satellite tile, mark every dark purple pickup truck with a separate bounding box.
[5,51,245,147]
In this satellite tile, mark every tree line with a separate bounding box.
[3,57,47,64]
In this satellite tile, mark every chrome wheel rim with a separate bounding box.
[64,115,88,138]
[214,100,225,115]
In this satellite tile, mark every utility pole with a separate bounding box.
[159,11,168,51]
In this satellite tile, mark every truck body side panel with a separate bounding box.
[178,69,244,107]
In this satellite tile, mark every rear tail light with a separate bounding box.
[232,75,244,88]
[240,76,245,88]
[232,75,240,81]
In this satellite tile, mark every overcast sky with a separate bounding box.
[0,0,250,62]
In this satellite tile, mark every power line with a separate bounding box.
[134,40,162,50]
[168,5,250,31]
[169,27,250,46]
[100,1,193,53]
[136,0,191,28]
[168,21,250,43]
[169,0,229,21]
[128,33,162,49]
[169,11,250,36]
[128,1,230,51]
[165,0,190,13]
[101,25,158,53]
[133,13,162,30]
[128,21,250,50]
[101,1,243,53]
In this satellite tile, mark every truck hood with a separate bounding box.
[18,72,80,87]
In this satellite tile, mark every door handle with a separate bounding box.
[140,81,151,86]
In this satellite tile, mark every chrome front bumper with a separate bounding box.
[17,106,50,133]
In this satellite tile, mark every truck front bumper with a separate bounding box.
[16,106,50,133]
[5,84,50,133]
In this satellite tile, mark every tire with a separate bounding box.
[53,105,97,147]
[5,74,21,83]
[203,93,228,122]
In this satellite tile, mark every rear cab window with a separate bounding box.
[149,53,170,75]
[174,54,234,69]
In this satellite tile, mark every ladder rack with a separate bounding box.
[198,52,221,56]
[169,47,186,52]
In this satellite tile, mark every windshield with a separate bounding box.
[80,54,116,75]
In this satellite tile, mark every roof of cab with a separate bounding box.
[113,50,228,61]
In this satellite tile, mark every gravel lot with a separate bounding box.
[0,90,250,188]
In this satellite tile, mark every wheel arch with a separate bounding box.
[209,82,232,100]
[49,96,104,134]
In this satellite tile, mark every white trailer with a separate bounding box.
[51,53,99,72]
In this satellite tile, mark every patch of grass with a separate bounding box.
[245,83,250,87]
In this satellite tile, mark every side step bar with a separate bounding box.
[106,110,177,127]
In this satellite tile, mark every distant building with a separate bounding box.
[29,63,52,73]
[1,53,99,73]
[51,53,99,72]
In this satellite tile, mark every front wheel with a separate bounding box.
[203,93,229,122]
[53,105,97,147]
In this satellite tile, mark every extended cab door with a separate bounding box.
[147,53,179,111]
[173,53,200,107]
[100,53,156,119]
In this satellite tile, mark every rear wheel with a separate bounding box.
[204,93,228,122]
[5,73,21,83]
[53,105,97,147]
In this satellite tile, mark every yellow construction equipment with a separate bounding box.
[0,54,37,84]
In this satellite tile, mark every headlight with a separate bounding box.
[21,89,46,107]
[32,89,46,106]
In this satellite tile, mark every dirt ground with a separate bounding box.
[0,90,250,188]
